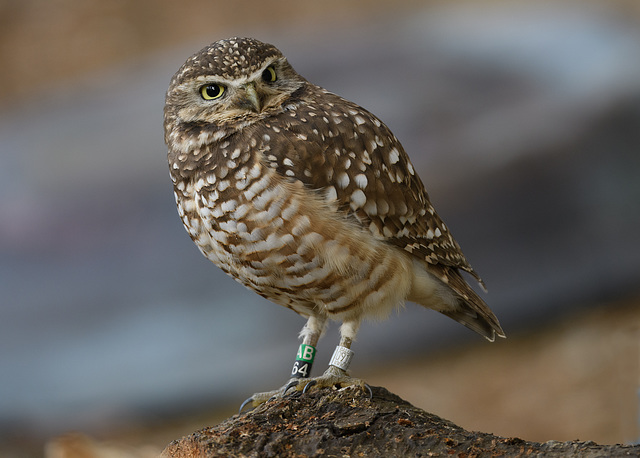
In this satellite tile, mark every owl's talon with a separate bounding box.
[283,379,299,395]
[239,396,255,414]
[239,377,302,410]
[364,383,373,399]
[302,379,317,394]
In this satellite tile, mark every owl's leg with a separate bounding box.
[298,320,371,397]
[239,315,327,412]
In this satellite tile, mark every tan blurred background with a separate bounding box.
[1,0,640,456]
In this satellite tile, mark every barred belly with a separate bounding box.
[176,165,413,322]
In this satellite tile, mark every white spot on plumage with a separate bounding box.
[325,186,337,202]
[244,175,270,200]
[234,204,250,219]
[219,220,237,232]
[246,227,264,242]
[181,199,197,212]
[221,199,237,212]
[205,189,219,204]
[210,207,224,218]
[287,267,329,288]
[354,174,368,189]
[212,130,227,142]
[253,186,281,211]
[363,199,377,216]
[248,164,261,179]
[350,189,366,209]
[235,178,250,190]
[388,148,400,164]
[337,173,350,189]
[281,199,300,221]
[245,235,280,254]
[291,215,311,236]
[299,231,323,248]
[234,167,248,180]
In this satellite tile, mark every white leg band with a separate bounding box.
[329,345,354,371]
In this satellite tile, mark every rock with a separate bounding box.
[161,385,638,457]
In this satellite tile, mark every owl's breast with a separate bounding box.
[173,143,413,320]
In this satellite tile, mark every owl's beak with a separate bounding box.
[241,82,261,112]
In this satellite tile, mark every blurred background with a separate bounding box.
[1,0,639,456]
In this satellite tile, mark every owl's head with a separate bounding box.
[164,37,305,138]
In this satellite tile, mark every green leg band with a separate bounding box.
[291,344,316,378]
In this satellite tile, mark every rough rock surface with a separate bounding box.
[162,386,638,457]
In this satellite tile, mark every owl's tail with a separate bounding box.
[441,269,505,342]
[409,259,505,341]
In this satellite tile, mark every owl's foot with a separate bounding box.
[298,344,371,396]
[301,365,373,398]
[238,378,302,413]
[239,343,371,412]
[239,366,372,413]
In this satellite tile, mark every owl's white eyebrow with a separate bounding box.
[191,74,258,89]
[192,75,237,86]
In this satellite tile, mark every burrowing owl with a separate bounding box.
[164,37,504,406]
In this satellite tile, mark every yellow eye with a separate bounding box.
[261,66,277,83]
[200,84,225,100]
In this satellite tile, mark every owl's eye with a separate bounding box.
[200,84,225,100]
[262,66,277,83]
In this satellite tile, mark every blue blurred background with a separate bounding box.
[1,1,639,455]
